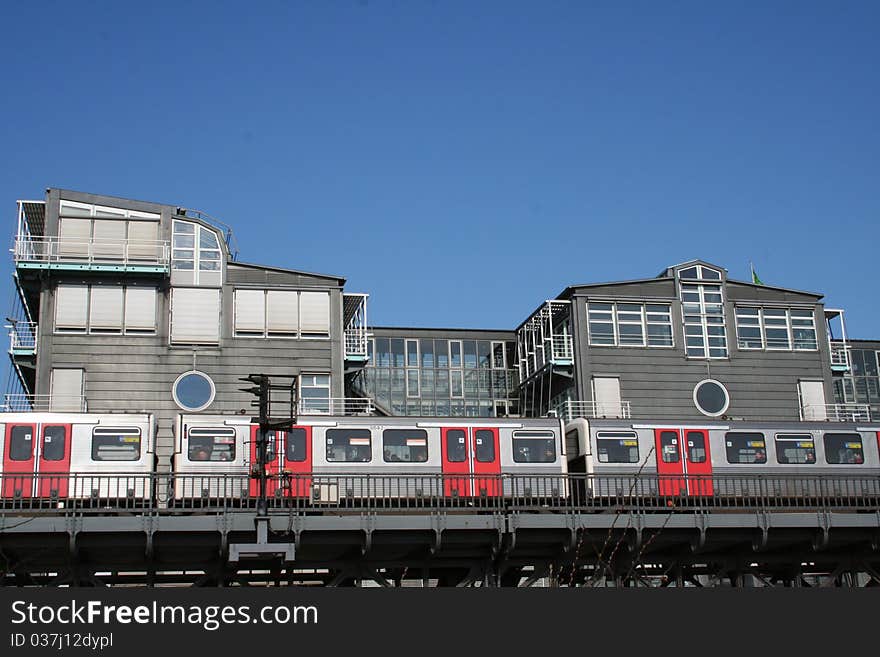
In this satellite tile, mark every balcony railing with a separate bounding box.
[7,321,37,354]
[801,403,871,422]
[550,335,573,362]
[2,394,88,412]
[297,397,375,416]
[552,400,632,421]
[344,329,368,360]
[829,341,850,371]
[14,237,170,269]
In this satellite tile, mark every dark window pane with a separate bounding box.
[512,431,556,463]
[188,429,236,461]
[383,429,428,462]
[9,426,34,461]
[725,432,766,464]
[775,434,816,464]
[420,339,434,368]
[286,428,307,463]
[686,431,706,463]
[92,429,141,461]
[326,429,372,462]
[41,426,67,461]
[823,433,864,465]
[463,341,478,369]
[475,429,495,462]
[596,431,639,463]
[660,431,680,463]
[390,338,405,367]
[446,429,466,462]
[695,381,728,415]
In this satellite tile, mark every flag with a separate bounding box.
[750,263,764,285]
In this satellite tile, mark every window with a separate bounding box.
[693,379,730,417]
[91,428,141,461]
[587,302,673,347]
[383,429,428,462]
[406,339,419,367]
[233,290,327,339]
[49,368,84,412]
[172,220,223,285]
[41,426,67,461]
[678,264,722,280]
[187,428,236,461]
[326,429,371,462]
[513,430,556,463]
[686,431,707,463]
[725,432,767,464]
[172,371,216,412]
[775,434,816,465]
[680,283,727,358]
[300,374,331,413]
[446,429,466,462]
[735,307,817,351]
[57,201,161,262]
[170,288,220,344]
[8,426,34,461]
[406,369,420,397]
[823,433,864,465]
[286,428,308,462]
[659,431,680,463]
[474,429,495,462]
[56,285,157,335]
[596,431,640,463]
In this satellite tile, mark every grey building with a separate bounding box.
[7,189,370,470]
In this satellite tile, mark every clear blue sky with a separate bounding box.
[1,1,878,336]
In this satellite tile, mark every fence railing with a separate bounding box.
[829,341,850,369]
[14,237,170,267]
[7,321,37,353]
[801,403,871,422]
[2,394,87,412]
[297,397,375,415]
[2,472,878,515]
[552,400,632,420]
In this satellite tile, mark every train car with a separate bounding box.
[0,412,155,503]
[565,417,880,500]
[173,414,567,503]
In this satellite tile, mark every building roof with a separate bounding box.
[229,260,346,284]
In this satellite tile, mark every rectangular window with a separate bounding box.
[55,285,89,332]
[88,286,124,333]
[8,426,34,461]
[587,302,673,348]
[681,283,727,358]
[596,431,639,463]
[171,287,221,344]
[406,339,419,367]
[406,369,420,397]
[50,368,83,412]
[735,307,763,349]
[91,427,141,461]
[326,428,372,462]
[463,341,478,368]
[735,307,817,351]
[286,428,308,462]
[775,434,816,465]
[823,433,864,465]
[124,287,157,333]
[659,430,680,463]
[234,289,266,336]
[41,426,67,461]
[491,341,506,368]
[445,429,466,462]
[299,292,330,337]
[762,308,790,350]
[450,370,463,397]
[790,310,817,350]
[434,340,449,367]
[512,430,556,463]
[300,374,331,414]
[725,432,766,464]
[266,291,299,337]
[382,429,428,462]
[420,338,434,368]
[449,341,462,368]
[187,428,236,461]
[474,429,495,462]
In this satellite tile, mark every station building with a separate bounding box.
[5,188,873,468]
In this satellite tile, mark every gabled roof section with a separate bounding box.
[657,259,728,278]
[228,260,345,285]
[726,278,823,300]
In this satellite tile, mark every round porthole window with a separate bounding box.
[172,370,215,412]
[693,379,729,417]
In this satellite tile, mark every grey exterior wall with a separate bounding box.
[564,264,833,421]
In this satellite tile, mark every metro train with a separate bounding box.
[1,410,879,505]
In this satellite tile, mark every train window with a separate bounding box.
[8,426,34,461]
[326,429,372,462]
[775,434,816,464]
[686,431,706,463]
[823,433,864,465]
[286,428,308,463]
[725,432,766,464]
[596,431,640,463]
[383,429,429,462]
[41,426,67,461]
[475,430,495,462]
[188,428,236,461]
[92,428,141,461]
[513,431,556,463]
[446,430,467,462]
[659,431,680,463]
[264,431,278,462]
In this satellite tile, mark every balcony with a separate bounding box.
[343,293,369,365]
[3,394,88,412]
[829,341,850,373]
[7,321,37,358]
[14,236,170,273]
[298,397,375,416]
[800,403,871,422]
[552,400,632,421]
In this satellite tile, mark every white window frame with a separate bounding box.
[172,220,224,285]
[300,373,331,414]
[406,369,420,398]
[55,285,158,336]
[406,339,419,367]
[587,301,674,349]
[680,283,728,359]
[734,306,818,352]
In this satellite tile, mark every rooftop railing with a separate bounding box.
[13,237,170,268]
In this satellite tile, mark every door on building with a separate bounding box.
[441,427,501,497]
[249,426,312,498]
[653,428,713,496]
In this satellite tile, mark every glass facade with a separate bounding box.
[358,336,519,417]
[832,347,880,416]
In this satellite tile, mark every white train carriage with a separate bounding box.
[174,414,567,503]
[0,412,155,502]
[565,417,880,499]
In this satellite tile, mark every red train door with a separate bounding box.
[249,426,283,497]
[472,427,501,497]
[281,427,312,497]
[37,424,72,498]
[655,429,684,496]
[2,423,37,498]
[654,428,713,497]
[442,427,470,496]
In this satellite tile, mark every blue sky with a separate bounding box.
[1,1,878,336]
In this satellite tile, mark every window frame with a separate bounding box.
[595,431,641,464]
[325,428,372,462]
[187,427,237,462]
[382,429,429,463]
[586,301,674,349]
[774,433,817,465]
[822,433,865,465]
[91,427,142,462]
[512,430,557,463]
[724,432,767,464]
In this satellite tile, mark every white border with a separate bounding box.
[172,370,216,412]
[693,378,730,417]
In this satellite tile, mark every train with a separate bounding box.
[1,411,879,505]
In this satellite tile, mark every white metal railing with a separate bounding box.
[344,329,368,359]
[297,397,375,416]
[550,335,573,361]
[2,394,88,412]
[551,400,632,421]
[14,237,170,267]
[829,341,850,369]
[801,403,871,422]
[7,321,37,353]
